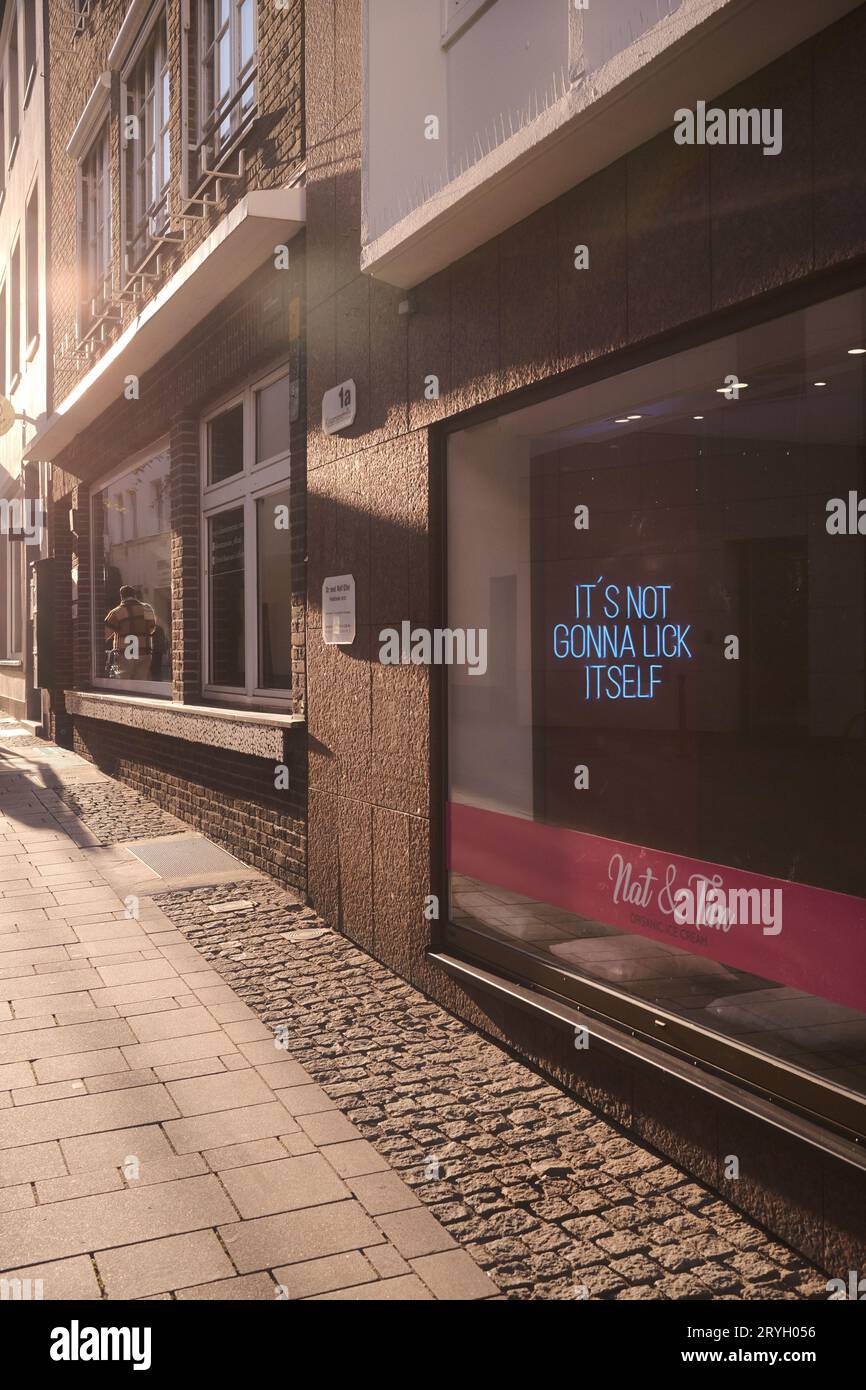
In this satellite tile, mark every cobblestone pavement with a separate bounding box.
[159,880,829,1301]
[53,783,188,846]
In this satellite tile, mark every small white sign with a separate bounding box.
[322,574,356,645]
[322,379,356,435]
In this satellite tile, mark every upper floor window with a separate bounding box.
[6,10,19,164]
[8,237,20,389]
[22,0,36,105]
[25,183,38,353]
[0,281,6,394]
[199,0,256,168]
[124,7,170,272]
[80,122,112,325]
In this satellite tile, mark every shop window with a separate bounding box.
[198,0,257,170]
[92,447,173,693]
[79,121,112,329]
[24,183,38,354]
[123,6,170,273]
[0,534,23,660]
[445,285,866,1131]
[202,366,293,704]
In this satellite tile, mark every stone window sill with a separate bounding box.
[64,689,304,759]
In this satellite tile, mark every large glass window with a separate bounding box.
[446,285,866,1130]
[202,367,292,701]
[92,448,173,691]
[124,8,170,271]
[199,0,256,167]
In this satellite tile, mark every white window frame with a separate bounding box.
[120,4,170,275]
[90,440,173,698]
[201,363,293,707]
[197,0,257,173]
[77,118,113,332]
[24,175,39,360]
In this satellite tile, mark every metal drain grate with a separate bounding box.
[127,835,248,879]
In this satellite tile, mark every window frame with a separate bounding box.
[24,178,39,359]
[77,118,113,333]
[90,440,174,698]
[6,5,18,170]
[8,232,20,392]
[120,4,171,276]
[22,0,36,109]
[0,531,24,662]
[200,362,293,707]
[196,0,258,173]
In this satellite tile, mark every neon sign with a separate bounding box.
[552,579,693,700]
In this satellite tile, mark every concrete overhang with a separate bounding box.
[25,187,305,462]
[361,0,862,289]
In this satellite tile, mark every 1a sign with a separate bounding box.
[322,574,356,645]
[322,380,356,435]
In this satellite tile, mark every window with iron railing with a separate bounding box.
[80,121,112,328]
[198,0,256,173]
[124,7,170,273]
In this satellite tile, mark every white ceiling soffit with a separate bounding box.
[25,188,305,463]
[361,0,863,289]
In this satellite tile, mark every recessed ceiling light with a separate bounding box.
[813,381,827,387]
[848,348,866,355]
[716,383,749,393]
[627,414,642,420]
[614,417,630,424]
[693,415,704,420]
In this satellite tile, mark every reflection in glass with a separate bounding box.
[447,286,866,1103]
[92,450,172,686]
[257,488,291,689]
[208,403,244,485]
[209,507,245,687]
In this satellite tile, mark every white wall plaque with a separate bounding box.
[322,379,357,435]
[322,574,356,645]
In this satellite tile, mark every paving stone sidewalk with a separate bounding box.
[0,722,829,1300]
[0,724,497,1300]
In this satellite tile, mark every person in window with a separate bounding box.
[104,585,156,681]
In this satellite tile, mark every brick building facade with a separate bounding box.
[33,0,308,890]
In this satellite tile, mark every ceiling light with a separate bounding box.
[693,415,704,420]
[614,417,630,424]
[813,381,827,387]
[716,383,749,393]
[848,348,866,355]
[627,414,642,420]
